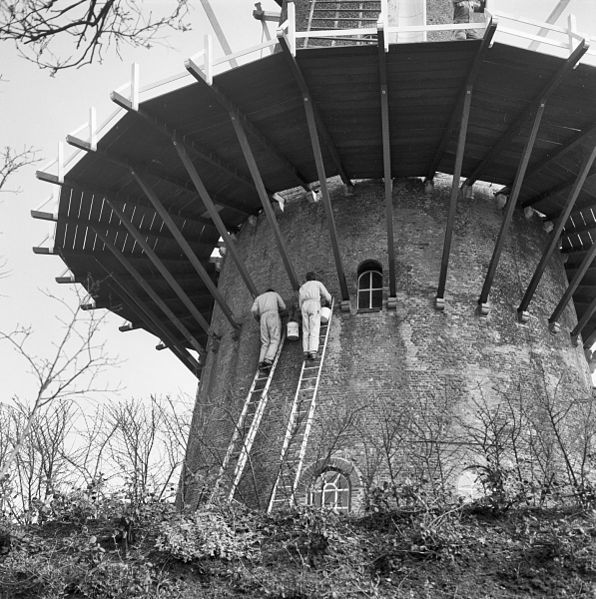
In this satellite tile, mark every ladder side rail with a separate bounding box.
[209,338,281,501]
[267,358,309,512]
[290,298,334,503]
[228,331,286,500]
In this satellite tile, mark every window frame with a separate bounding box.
[357,267,383,312]
[307,468,351,513]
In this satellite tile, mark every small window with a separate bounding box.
[308,469,351,512]
[357,260,383,311]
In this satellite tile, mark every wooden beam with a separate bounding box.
[132,171,240,328]
[426,19,497,181]
[478,101,546,311]
[102,199,213,335]
[110,91,258,195]
[277,34,352,189]
[93,259,201,374]
[185,62,311,191]
[518,144,596,315]
[464,40,588,187]
[378,23,396,303]
[92,229,205,355]
[215,109,300,291]
[436,83,473,307]
[278,34,349,302]
[550,242,596,326]
[174,141,259,298]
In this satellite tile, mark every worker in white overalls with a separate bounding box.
[251,288,286,370]
[298,272,332,362]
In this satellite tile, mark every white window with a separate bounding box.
[357,261,383,311]
[308,469,351,512]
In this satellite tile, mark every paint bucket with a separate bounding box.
[320,306,331,324]
[287,320,299,341]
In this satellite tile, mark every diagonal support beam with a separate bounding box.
[174,141,259,298]
[436,77,473,308]
[103,199,213,335]
[92,229,205,355]
[550,241,596,326]
[478,100,546,310]
[278,34,349,302]
[518,144,596,316]
[185,61,311,191]
[464,40,588,188]
[277,33,352,189]
[132,171,240,328]
[426,19,497,182]
[93,258,201,375]
[377,23,396,302]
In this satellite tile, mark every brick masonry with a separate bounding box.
[179,176,594,511]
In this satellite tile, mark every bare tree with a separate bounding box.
[0,146,39,193]
[0,291,117,485]
[1,0,191,73]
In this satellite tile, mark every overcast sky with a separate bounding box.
[1,0,595,407]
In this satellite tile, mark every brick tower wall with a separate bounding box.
[180,177,593,510]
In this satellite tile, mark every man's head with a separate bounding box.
[305,271,317,281]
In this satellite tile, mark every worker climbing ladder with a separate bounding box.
[210,332,285,503]
[267,299,334,513]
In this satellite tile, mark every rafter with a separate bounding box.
[102,199,213,335]
[464,40,588,187]
[132,171,240,329]
[185,62,311,192]
[92,229,205,355]
[570,294,596,344]
[522,169,596,209]
[66,135,251,219]
[518,144,596,315]
[277,33,352,189]
[426,19,497,182]
[111,91,260,196]
[499,122,596,196]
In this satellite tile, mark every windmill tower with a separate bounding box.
[34,1,596,512]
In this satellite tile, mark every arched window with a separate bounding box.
[357,260,383,311]
[308,468,351,512]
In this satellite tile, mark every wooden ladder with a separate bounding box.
[305,0,381,46]
[210,331,285,503]
[266,299,334,513]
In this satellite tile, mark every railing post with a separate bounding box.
[131,62,139,111]
[568,13,577,53]
[288,1,296,56]
[89,106,97,151]
[57,141,64,183]
[205,35,214,85]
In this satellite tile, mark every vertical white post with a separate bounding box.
[568,13,577,54]
[57,141,64,183]
[131,62,140,110]
[89,106,97,151]
[288,1,296,56]
[205,35,214,85]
